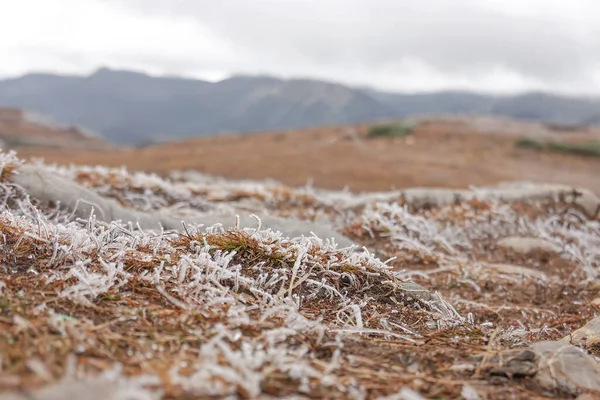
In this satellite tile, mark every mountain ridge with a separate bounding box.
[1,67,599,145]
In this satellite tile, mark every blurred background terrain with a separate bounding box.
[1,0,600,193]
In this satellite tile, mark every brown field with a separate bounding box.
[14,116,600,193]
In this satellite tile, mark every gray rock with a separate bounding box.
[335,182,600,220]
[376,387,427,400]
[12,164,164,228]
[10,164,358,248]
[572,189,600,219]
[335,188,473,210]
[532,340,600,395]
[478,340,600,396]
[460,385,481,400]
[477,348,538,378]
[397,281,436,302]
[400,188,474,208]
[575,394,598,400]
[485,182,600,218]
[496,237,561,255]
[478,262,549,281]
[0,378,159,400]
[562,316,600,350]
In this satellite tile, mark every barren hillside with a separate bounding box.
[2,69,600,146]
[17,116,600,194]
[0,108,112,150]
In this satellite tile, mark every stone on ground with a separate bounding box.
[496,236,561,255]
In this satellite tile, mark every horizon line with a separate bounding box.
[1,66,599,99]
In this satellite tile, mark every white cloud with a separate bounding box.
[1,0,600,95]
[0,0,239,78]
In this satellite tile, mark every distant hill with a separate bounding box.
[0,108,112,150]
[0,67,599,145]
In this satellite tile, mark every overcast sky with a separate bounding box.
[1,0,600,95]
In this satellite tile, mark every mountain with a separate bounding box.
[0,68,391,145]
[0,67,599,145]
[364,88,600,127]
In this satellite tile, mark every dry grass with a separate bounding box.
[13,117,600,194]
[1,147,600,399]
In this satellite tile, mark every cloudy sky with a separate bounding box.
[1,0,599,95]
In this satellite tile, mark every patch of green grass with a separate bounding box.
[515,137,545,150]
[367,121,415,138]
[546,141,600,158]
[515,137,600,158]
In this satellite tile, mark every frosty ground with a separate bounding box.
[1,149,600,399]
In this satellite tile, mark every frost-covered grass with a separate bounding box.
[1,149,600,399]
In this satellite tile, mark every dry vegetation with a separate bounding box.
[2,138,600,399]
[14,116,600,194]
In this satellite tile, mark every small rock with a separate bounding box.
[450,363,476,372]
[496,236,561,255]
[479,263,548,281]
[398,281,435,301]
[407,363,420,373]
[571,189,600,219]
[461,385,481,400]
[477,348,538,377]
[0,372,161,400]
[478,340,600,396]
[0,380,118,400]
[376,387,427,400]
[562,316,600,353]
[0,378,161,400]
[575,394,597,400]
[11,164,359,249]
[532,340,600,395]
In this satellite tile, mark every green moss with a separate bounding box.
[515,137,545,150]
[516,137,600,158]
[367,121,415,138]
[546,141,600,158]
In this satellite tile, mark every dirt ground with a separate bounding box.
[15,117,600,195]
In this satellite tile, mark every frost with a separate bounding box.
[1,151,599,398]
